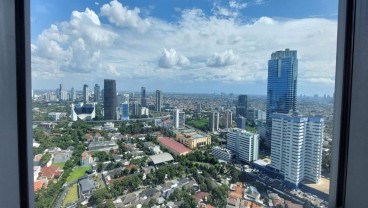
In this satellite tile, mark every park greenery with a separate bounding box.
[186,118,209,131]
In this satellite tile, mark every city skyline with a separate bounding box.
[31,0,337,95]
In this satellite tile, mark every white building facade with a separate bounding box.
[270,113,324,188]
[173,108,185,129]
[227,128,259,163]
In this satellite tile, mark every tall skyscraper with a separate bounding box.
[227,128,259,163]
[141,87,146,107]
[70,87,76,101]
[236,95,247,118]
[59,84,63,98]
[208,111,220,132]
[155,90,162,112]
[173,108,185,129]
[270,113,324,188]
[94,84,100,102]
[104,79,117,120]
[266,49,298,145]
[83,84,89,104]
[120,102,129,121]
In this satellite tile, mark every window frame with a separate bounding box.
[0,0,366,207]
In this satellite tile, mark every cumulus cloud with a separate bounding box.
[31,2,337,94]
[207,50,239,67]
[158,48,190,68]
[100,0,150,32]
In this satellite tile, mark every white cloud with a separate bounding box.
[207,50,239,67]
[31,3,337,93]
[229,1,247,9]
[158,48,190,68]
[100,0,150,32]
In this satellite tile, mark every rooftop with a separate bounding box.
[149,153,174,165]
[158,137,192,154]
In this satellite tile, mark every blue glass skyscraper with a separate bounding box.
[266,49,298,147]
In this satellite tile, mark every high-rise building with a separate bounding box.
[132,103,140,116]
[70,87,76,101]
[221,110,233,129]
[246,107,258,124]
[196,103,202,114]
[155,90,162,112]
[104,79,117,120]
[120,102,129,121]
[227,128,259,163]
[266,49,298,146]
[237,116,246,129]
[59,84,63,98]
[83,84,89,104]
[236,95,247,118]
[208,111,220,132]
[270,113,324,188]
[60,91,68,101]
[141,87,146,107]
[94,84,100,102]
[173,108,185,129]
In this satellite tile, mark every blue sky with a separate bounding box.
[31,0,338,95]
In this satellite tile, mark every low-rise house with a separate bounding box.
[53,149,73,163]
[34,179,48,192]
[40,165,62,179]
[80,151,94,166]
[109,132,124,140]
[78,176,99,197]
[88,141,118,152]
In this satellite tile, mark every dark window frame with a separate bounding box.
[0,0,366,207]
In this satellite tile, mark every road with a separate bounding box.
[32,115,171,124]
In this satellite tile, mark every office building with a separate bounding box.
[236,95,247,117]
[120,102,129,121]
[141,87,146,107]
[221,110,233,129]
[59,84,63,98]
[270,113,324,188]
[83,84,89,104]
[132,103,140,116]
[227,128,259,163]
[155,90,162,112]
[122,94,129,103]
[266,49,298,146]
[94,84,100,102]
[70,87,76,101]
[246,107,258,124]
[173,108,185,129]
[237,116,246,129]
[208,111,220,132]
[104,79,117,120]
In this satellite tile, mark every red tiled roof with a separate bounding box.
[126,164,140,171]
[158,137,192,154]
[41,165,61,179]
[34,180,44,191]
